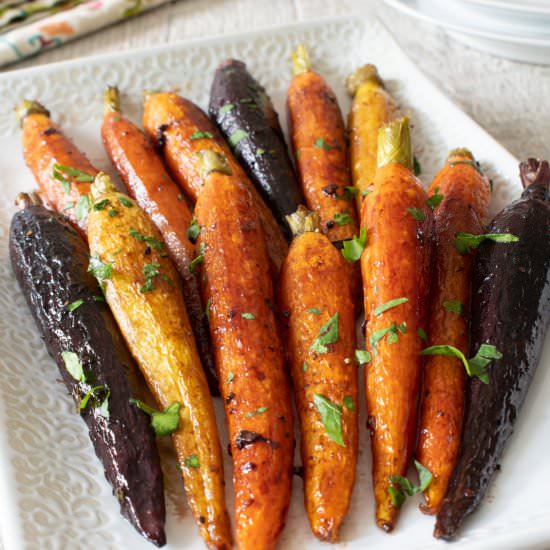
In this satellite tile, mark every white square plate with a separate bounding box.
[0,15,548,550]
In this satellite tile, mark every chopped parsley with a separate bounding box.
[227,372,234,383]
[130,398,181,436]
[79,385,106,411]
[388,460,432,508]
[454,232,519,254]
[426,187,444,210]
[310,313,339,354]
[88,254,112,288]
[241,312,255,320]
[302,361,308,372]
[66,299,84,312]
[343,395,355,411]
[355,349,372,364]
[246,406,268,417]
[373,297,409,317]
[118,196,133,207]
[93,199,110,211]
[229,129,249,148]
[341,227,367,263]
[53,163,95,183]
[75,194,91,222]
[184,454,200,468]
[334,212,354,226]
[61,351,86,383]
[370,322,407,353]
[205,297,211,320]
[313,394,344,446]
[256,148,266,157]
[443,300,464,315]
[406,207,425,221]
[187,218,200,243]
[129,228,165,250]
[189,242,205,274]
[307,307,322,315]
[313,137,332,151]
[420,343,502,384]
[190,130,214,140]
[140,262,160,293]
[219,103,234,114]
[108,209,118,217]
[417,327,428,342]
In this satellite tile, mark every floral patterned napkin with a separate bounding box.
[0,0,172,68]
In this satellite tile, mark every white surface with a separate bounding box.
[0,13,549,550]
[384,0,550,63]
[461,0,550,15]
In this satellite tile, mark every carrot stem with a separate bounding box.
[377,117,413,170]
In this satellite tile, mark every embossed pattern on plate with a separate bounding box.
[0,15,548,550]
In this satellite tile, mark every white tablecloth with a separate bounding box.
[2,1,549,548]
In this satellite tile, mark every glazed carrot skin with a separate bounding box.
[87,174,231,550]
[287,45,358,242]
[416,149,491,515]
[195,174,294,550]
[142,92,288,272]
[278,208,358,542]
[361,118,433,532]
[100,87,218,396]
[16,100,99,234]
[347,65,400,214]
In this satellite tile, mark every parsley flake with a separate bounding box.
[241,312,255,320]
[219,103,234,114]
[314,137,332,151]
[118,196,134,207]
[307,307,322,315]
[334,212,354,226]
[88,254,112,287]
[189,242,205,274]
[53,163,95,183]
[190,130,214,140]
[61,351,86,383]
[443,300,464,315]
[130,398,181,436]
[229,129,249,148]
[75,194,91,222]
[341,228,367,263]
[373,297,409,317]
[413,156,422,176]
[310,313,339,354]
[426,187,444,210]
[129,228,165,250]
[355,349,372,364]
[187,218,200,243]
[343,395,355,411]
[313,394,344,446]
[185,454,200,468]
[417,327,428,342]
[454,232,519,255]
[227,372,234,383]
[406,207,426,221]
[93,199,110,211]
[66,299,84,312]
[389,460,433,508]
[246,406,268,417]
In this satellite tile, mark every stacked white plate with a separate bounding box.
[384,0,550,64]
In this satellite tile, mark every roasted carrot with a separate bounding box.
[195,173,294,550]
[100,86,218,395]
[87,174,231,550]
[142,91,288,272]
[416,149,491,514]
[361,118,433,532]
[287,45,358,242]
[15,100,99,234]
[346,65,400,214]
[278,206,358,542]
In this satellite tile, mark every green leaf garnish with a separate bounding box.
[454,232,519,255]
[246,406,268,417]
[420,343,502,384]
[88,254,112,287]
[241,312,255,319]
[185,454,200,468]
[370,322,406,354]
[307,307,322,314]
[108,209,118,217]
[334,212,354,226]
[205,297,211,320]
[79,385,106,411]
[341,227,367,263]
[443,300,464,315]
[129,228,165,250]
[314,137,331,151]
[373,297,409,317]
[66,298,84,312]
[229,129,249,148]
[227,372,234,383]
[129,398,181,436]
[53,163,95,183]
[310,312,339,354]
[355,349,372,364]
[52,168,71,195]
[75,194,91,222]
[219,103,234,114]
[61,351,86,383]
[140,262,160,293]
[343,395,355,411]
[426,187,444,210]
[302,361,308,372]
[256,148,266,156]
[189,242,205,274]
[187,218,200,243]
[417,327,428,342]
[388,460,433,508]
[406,207,425,221]
[313,394,344,446]
[118,196,133,207]
[190,130,214,140]
[93,199,110,211]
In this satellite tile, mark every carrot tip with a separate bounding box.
[447,147,474,161]
[346,64,383,97]
[291,43,311,76]
[104,86,121,115]
[377,116,413,170]
[14,99,49,125]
